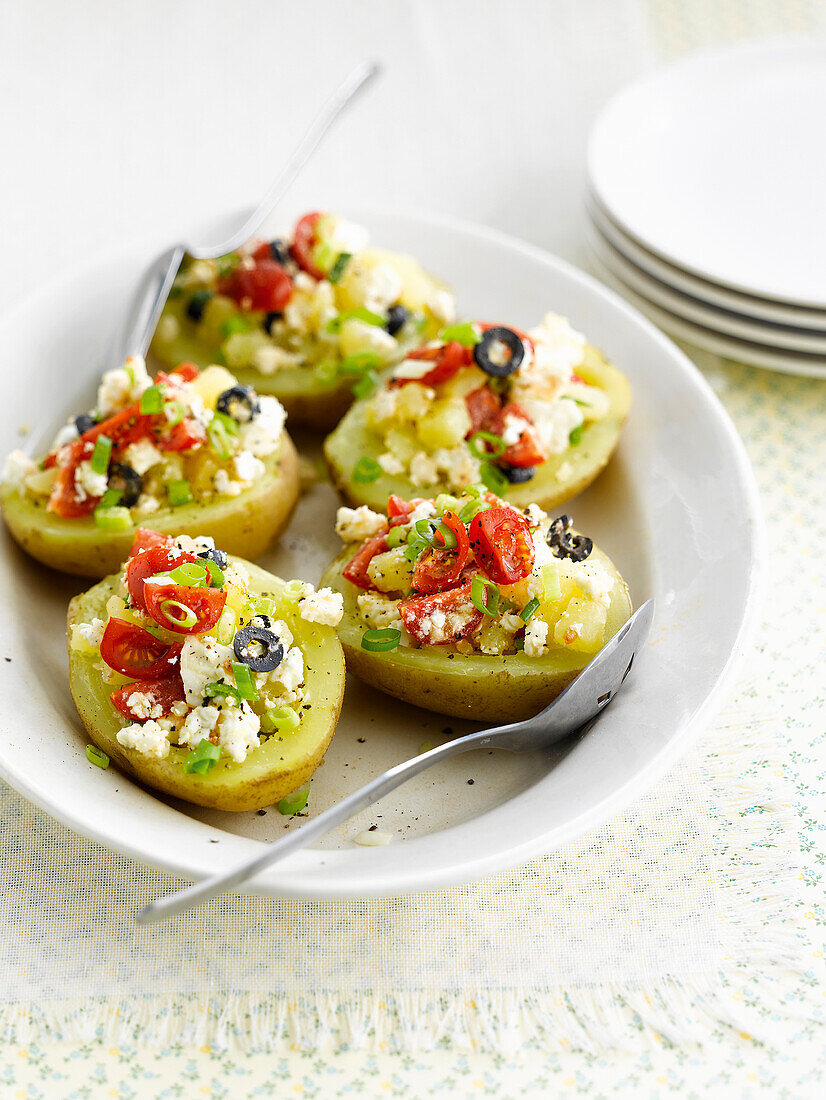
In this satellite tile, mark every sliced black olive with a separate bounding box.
[264,311,283,334]
[186,289,212,323]
[547,514,593,562]
[197,546,228,571]
[385,303,409,336]
[267,239,291,266]
[502,464,536,484]
[473,327,525,378]
[250,614,274,630]
[74,414,98,436]
[216,385,261,423]
[233,624,284,673]
[107,463,143,507]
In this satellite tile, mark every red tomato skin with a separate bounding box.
[291,212,325,280]
[100,618,183,679]
[144,581,227,635]
[386,495,427,526]
[110,670,186,721]
[219,256,293,312]
[48,440,97,517]
[342,533,390,590]
[392,341,471,389]
[464,385,502,435]
[126,545,199,613]
[411,510,470,595]
[129,528,174,557]
[156,417,206,452]
[468,506,535,585]
[399,582,483,645]
[494,402,546,467]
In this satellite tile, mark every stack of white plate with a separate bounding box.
[585,35,826,378]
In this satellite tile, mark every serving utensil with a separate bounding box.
[136,598,655,924]
[110,60,380,367]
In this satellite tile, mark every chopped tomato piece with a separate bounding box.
[156,416,206,452]
[219,256,293,312]
[393,341,471,389]
[129,528,174,557]
[468,505,535,584]
[342,533,390,590]
[412,510,470,594]
[100,618,183,679]
[399,582,483,645]
[110,670,186,721]
[167,362,200,382]
[464,385,502,435]
[126,545,199,613]
[47,440,96,517]
[291,211,324,280]
[494,402,546,467]
[144,581,226,634]
[386,495,427,526]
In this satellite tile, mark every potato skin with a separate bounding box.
[320,545,632,723]
[1,433,300,578]
[67,560,345,811]
[323,345,632,512]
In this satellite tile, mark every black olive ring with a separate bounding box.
[106,463,143,508]
[216,385,261,424]
[473,326,525,378]
[547,514,593,563]
[502,464,536,484]
[233,624,284,673]
[198,546,229,570]
[75,414,98,436]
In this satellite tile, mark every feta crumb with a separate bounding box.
[525,503,547,527]
[516,396,584,456]
[178,704,220,748]
[408,499,437,525]
[174,534,215,555]
[252,345,301,374]
[409,451,439,487]
[238,395,286,457]
[377,452,404,475]
[51,421,80,451]
[70,617,106,650]
[117,719,172,759]
[299,587,344,627]
[357,592,403,630]
[124,691,164,720]
[335,505,386,542]
[96,356,151,417]
[555,460,574,481]
[124,439,164,476]
[233,449,266,484]
[427,288,457,324]
[523,619,549,657]
[179,635,235,705]
[213,469,242,497]
[216,701,260,763]
[1,450,37,491]
[268,646,304,693]
[75,461,108,499]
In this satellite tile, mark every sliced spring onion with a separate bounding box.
[458,498,490,524]
[245,594,277,617]
[326,307,385,334]
[352,457,382,484]
[98,487,123,510]
[386,525,406,549]
[207,411,238,460]
[85,744,109,769]
[352,370,379,399]
[139,385,165,415]
[167,479,193,507]
[361,627,402,652]
[338,351,381,376]
[183,739,221,775]
[159,599,198,630]
[312,359,339,384]
[215,606,237,645]
[540,563,562,602]
[163,401,186,427]
[328,251,352,284]
[520,598,540,622]
[468,430,506,460]
[569,425,584,446]
[403,537,428,561]
[414,517,458,550]
[216,252,240,279]
[260,706,301,734]
[434,493,461,515]
[203,559,225,587]
[278,782,310,815]
[231,662,259,702]
[279,581,305,609]
[465,483,487,498]
[164,561,209,586]
[221,315,252,338]
[204,681,241,702]
[471,575,500,617]
[94,506,132,531]
[90,434,112,475]
[439,321,481,347]
[479,461,508,494]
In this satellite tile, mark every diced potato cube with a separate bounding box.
[25,466,58,496]
[552,597,607,652]
[439,365,489,401]
[366,548,414,594]
[477,620,513,655]
[395,383,435,421]
[222,331,272,369]
[188,365,238,409]
[383,425,420,463]
[338,318,397,362]
[417,398,472,451]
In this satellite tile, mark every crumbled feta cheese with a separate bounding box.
[366,386,402,424]
[299,587,344,627]
[321,214,370,257]
[252,345,302,374]
[393,357,440,382]
[178,704,220,748]
[134,494,160,515]
[357,592,403,630]
[409,451,439,487]
[416,603,478,645]
[233,450,266,484]
[499,612,525,635]
[525,313,586,381]
[75,461,108,499]
[216,701,260,763]
[569,560,615,607]
[377,452,404,475]
[1,449,36,491]
[51,421,79,450]
[117,719,172,759]
[346,259,403,315]
[179,635,235,705]
[71,617,106,650]
[516,397,584,456]
[427,288,457,324]
[268,646,304,692]
[238,395,286,457]
[555,460,574,481]
[339,318,398,360]
[335,505,387,542]
[174,534,215,555]
[431,446,481,489]
[408,499,436,525]
[124,691,164,720]
[523,618,549,657]
[214,469,242,497]
[96,356,151,416]
[525,503,547,527]
[501,412,532,447]
[124,439,164,476]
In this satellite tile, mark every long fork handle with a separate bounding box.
[135,728,493,925]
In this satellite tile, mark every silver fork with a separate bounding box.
[135,598,655,924]
[109,60,380,367]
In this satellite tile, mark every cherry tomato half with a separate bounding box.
[394,341,471,389]
[110,671,186,721]
[144,581,226,634]
[342,533,390,590]
[464,385,502,436]
[494,402,546,468]
[290,211,324,280]
[412,510,470,594]
[468,505,535,585]
[47,440,96,517]
[100,618,183,679]
[219,256,293,312]
[399,582,483,645]
[126,545,199,613]
[129,528,174,557]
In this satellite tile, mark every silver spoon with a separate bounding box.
[136,598,655,925]
[110,60,380,366]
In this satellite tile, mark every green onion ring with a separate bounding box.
[468,430,506,460]
[361,628,402,652]
[471,575,500,617]
[159,599,197,630]
[520,598,540,622]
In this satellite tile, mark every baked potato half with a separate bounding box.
[68,558,345,811]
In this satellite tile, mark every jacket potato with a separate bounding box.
[151,211,456,430]
[68,533,345,811]
[1,359,300,577]
[323,316,631,512]
[320,493,632,722]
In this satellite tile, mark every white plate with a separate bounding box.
[588,246,826,377]
[0,209,762,899]
[587,219,826,355]
[589,35,826,307]
[589,196,826,332]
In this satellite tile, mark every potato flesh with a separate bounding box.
[67,560,345,812]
